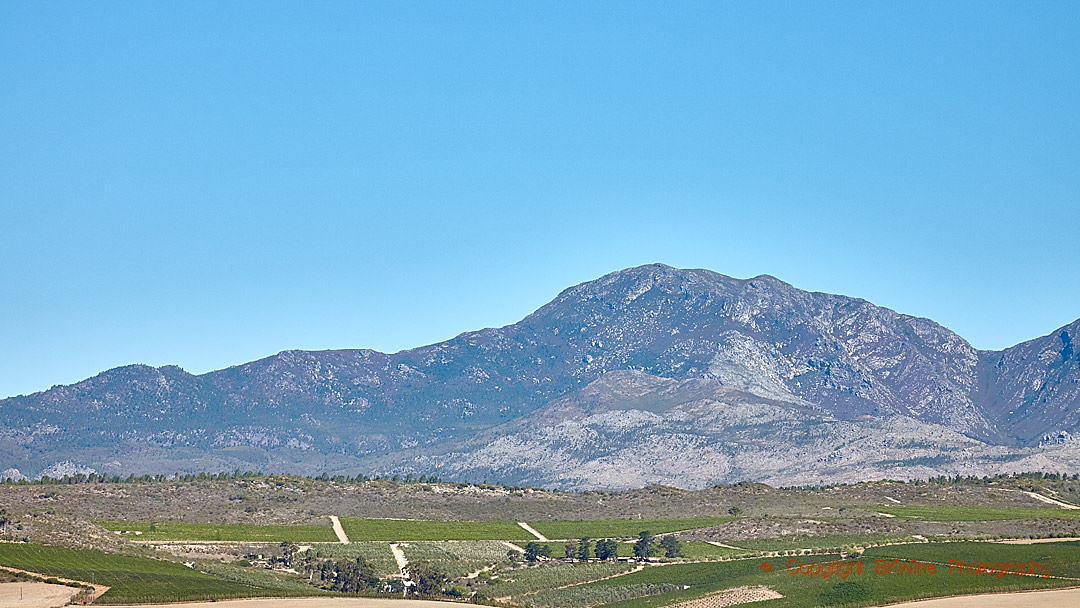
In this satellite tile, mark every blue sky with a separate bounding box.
[2,2,1078,399]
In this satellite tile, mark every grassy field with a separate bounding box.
[515,539,749,561]
[398,541,515,578]
[339,517,534,541]
[95,520,339,542]
[532,582,682,608]
[677,541,754,559]
[528,517,732,540]
[0,542,318,604]
[487,562,634,599]
[573,541,1080,608]
[579,550,1072,608]
[872,506,1080,521]
[865,540,1080,579]
[194,559,337,594]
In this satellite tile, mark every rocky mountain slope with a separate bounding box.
[2,264,1078,488]
[976,318,1080,446]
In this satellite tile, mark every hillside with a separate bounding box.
[1,264,1078,487]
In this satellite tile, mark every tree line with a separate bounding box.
[0,469,524,487]
[512,531,682,563]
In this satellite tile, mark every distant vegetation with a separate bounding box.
[874,506,1080,521]
[800,471,1080,497]
[733,534,914,552]
[0,469,456,486]
[95,520,339,542]
[531,517,733,540]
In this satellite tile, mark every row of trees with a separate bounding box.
[923,472,1079,485]
[1,470,551,493]
[797,472,1080,491]
[14,468,1079,489]
[0,470,448,486]
[514,532,682,563]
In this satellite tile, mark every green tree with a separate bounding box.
[595,539,619,561]
[659,535,682,558]
[524,542,551,562]
[406,562,448,595]
[728,506,742,516]
[279,541,299,567]
[633,531,654,559]
[330,557,379,592]
[575,537,592,561]
[564,541,577,560]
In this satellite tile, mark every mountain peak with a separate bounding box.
[2,264,1078,485]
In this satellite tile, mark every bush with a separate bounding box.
[819,581,871,605]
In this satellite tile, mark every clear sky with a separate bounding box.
[2,2,1078,399]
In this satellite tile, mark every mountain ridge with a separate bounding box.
[2,263,1078,488]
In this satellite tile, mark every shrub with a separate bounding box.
[819,581,871,605]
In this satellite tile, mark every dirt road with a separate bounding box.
[103,599,461,608]
[517,522,548,541]
[389,543,409,576]
[1019,491,1080,509]
[330,515,350,544]
[880,587,1080,607]
[706,541,745,550]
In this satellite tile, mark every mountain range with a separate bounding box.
[2,264,1078,489]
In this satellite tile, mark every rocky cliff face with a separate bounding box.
[977,318,1080,446]
[1,264,1077,487]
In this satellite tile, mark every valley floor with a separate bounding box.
[5,476,1080,608]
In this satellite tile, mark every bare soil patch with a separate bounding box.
[0,581,81,608]
[993,537,1080,544]
[0,566,108,603]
